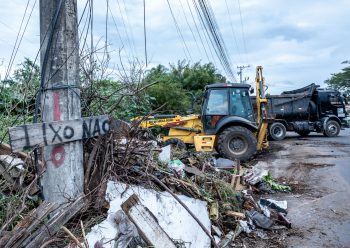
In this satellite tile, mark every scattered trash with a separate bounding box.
[121,194,177,248]
[212,225,223,237]
[87,181,212,248]
[255,229,268,239]
[259,198,288,214]
[255,181,273,194]
[262,174,291,191]
[183,165,205,177]
[244,167,269,185]
[238,220,253,234]
[217,224,242,248]
[225,211,246,219]
[168,159,186,178]
[112,210,142,248]
[210,201,219,220]
[0,155,25,178]
[159,145,171,162]
[276,212,292,228]
[247,210,274,230]
[258,202,271,218]
[214,158,237,168]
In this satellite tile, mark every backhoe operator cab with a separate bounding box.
[202,83,258,161]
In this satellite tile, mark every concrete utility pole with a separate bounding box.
[40,0,83,204]
[237,65,250,83]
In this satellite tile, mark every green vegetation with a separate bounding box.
[325,64,350,96]
[262,174,291,191]
[0,58,224,144]
[144,60,226,113]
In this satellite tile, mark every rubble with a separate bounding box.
[0,120,295,247]
[86,181,211,248]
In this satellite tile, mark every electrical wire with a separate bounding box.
[185,0,212,63]
[143,0,148,66]
[179,0,205,61]
[115,0,136,58]
[193,0,237,82]
[237,0,248,63]
[224,0,243,63]
[4,0,35,82]
[166,0,192,62]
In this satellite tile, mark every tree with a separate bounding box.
[0,58,40,114]
[144,61,225,113]
[325,65,350,95]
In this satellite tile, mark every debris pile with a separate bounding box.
[0,122,293,247]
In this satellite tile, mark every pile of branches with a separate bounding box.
[83,119,244,235]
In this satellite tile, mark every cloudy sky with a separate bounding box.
[0,0,349,94]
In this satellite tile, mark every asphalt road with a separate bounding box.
[261,128,350,247]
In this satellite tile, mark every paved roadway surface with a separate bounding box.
[261,128,350,248]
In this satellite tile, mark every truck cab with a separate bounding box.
[201,83,259,161]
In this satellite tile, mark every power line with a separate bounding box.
[166,0,192,62]
[178,0,205,61]
[107,2,133,62]
[193,0,237,82]
[4,0,34,81]
[115,0,136,57]
[143,0,148,66]
[224,0,243,63]
[121,0,137,56]
[185,0,212,63]
[191,0,217,65]
[237,0,248,62]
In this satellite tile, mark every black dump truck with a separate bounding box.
[257,83,349,140]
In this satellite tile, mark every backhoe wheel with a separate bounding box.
[296,130,310,137]
[269,122,286,141]
[323,120,340,137]
[163,138,187,150]
[217,126,257,161]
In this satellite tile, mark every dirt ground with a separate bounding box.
[237,128,350,248]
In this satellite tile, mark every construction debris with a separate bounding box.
[0,119,295,247]
[86,181,211,248]
[122,194,178,248]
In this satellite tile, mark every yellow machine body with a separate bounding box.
[134,114,216,149]
[135,66,269,159]
[255,66,269,150]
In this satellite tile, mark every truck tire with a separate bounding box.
[323,120,340,137]
[269,123,286,141]
[217,126,257,161]
[163,138,187,150]
[296,130,310,137]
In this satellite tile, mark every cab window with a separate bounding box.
[205,89,228,115]
[230,88,254,121]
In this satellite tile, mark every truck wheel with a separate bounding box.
[163,138,187,150]
[323,120,340,137]
[269,123,286,141]
[217,126,257,161]
[296,130,310,137]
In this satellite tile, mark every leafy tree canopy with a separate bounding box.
[325,65,350,95]
[144,60,225,113]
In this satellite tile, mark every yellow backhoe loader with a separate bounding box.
[134,66,269,161]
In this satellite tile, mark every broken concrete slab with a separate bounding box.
[86,181,211,248]
[122,194,177,248]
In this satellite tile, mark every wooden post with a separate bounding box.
[39,0,83,204]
